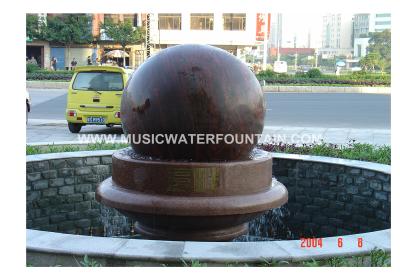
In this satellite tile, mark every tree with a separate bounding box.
[367,30,391,72]
[44,14,93,69]
[102,19,145,67]
[26,14,45,41]
[359,52,379,71]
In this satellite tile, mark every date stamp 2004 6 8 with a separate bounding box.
[300,237,363,248]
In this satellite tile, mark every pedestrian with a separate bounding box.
[51,57,57,71]
[87,56,92,65]
[71,58,77,70]
[335,66,340,76]
[28,56,37,65]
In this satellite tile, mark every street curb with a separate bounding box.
[28,119,67,126]
[26,81,391,94]
[26,81,70,89]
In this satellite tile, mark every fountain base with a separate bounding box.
[95,148,288,241]
[134,222,248,241]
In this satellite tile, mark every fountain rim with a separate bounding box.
[27,228,390,263]
[26,148,390,175]
[26,148,391,263]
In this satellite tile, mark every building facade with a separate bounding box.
[147,12,266,62]
[371,13,391,32]
[321,13,353,58]
[26,13,146,70]
[352,13,391,58]
[269,13,282,48]
[27,12,272,70]
[353,37,370,57]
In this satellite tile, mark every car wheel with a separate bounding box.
[68,123,82,133]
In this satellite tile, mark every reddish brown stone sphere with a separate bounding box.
[121,44,265,161]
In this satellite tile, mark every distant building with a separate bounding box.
[353,37,370,57]
[269,47,315,56]
[353,13,370,39]
[269,13,282,48]
[353,13,391,39]
[371,13,391,32]
[352,13,391,58]
[321,13,353,58]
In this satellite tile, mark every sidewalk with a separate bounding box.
[26,81,391,94]
[27,119,390,146]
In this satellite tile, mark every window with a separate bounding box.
[73,72,124,91]
[123,14,138,26]
[158,13,181,30]
[375,21,391,25]
[191,13,214,30]
[104,14,120,23]
[376,14,391,18]
[104,14,138,26]
[223,13,246,30]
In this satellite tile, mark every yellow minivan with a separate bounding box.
[66,66,133,133]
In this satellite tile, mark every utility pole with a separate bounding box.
[277,39,280,61]
[262,14,271,70]
[294,34,297,71]
[315,49,318,68]
[262,38,268,70]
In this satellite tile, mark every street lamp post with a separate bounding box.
[262,38,268,70]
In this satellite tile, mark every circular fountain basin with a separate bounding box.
[26,149,391,266]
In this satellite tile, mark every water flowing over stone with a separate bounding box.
[234,205,294,242]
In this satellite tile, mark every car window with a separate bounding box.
[72,72,124,91]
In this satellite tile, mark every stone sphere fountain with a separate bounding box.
[96,44,288,241]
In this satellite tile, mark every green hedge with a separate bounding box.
[26,72,73,81]
[26,141,390,165]
[261,78,389,86]
[257,70,391,86]
[259,141,390,165]
[26,63,41,73]
[35,69,74,74]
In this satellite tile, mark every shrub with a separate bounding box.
[26,72,73,81]
[36,69,74,75]
[26,63,40,73]
[259,141,390,165]
[257,69,276,79]
[306,68,322,78]
[261,77,390,86]
[295,72,307,78]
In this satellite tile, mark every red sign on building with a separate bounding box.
[256,13,271,42]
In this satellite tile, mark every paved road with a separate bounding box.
[28,89,391,129]
[26,89,391,145]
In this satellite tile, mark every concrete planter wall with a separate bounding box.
[26,150,391,265]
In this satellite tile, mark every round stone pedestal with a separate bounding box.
[96,148,288,241]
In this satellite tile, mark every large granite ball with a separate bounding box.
[121,44,265,161]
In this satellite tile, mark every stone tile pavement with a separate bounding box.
[27,119,390,146]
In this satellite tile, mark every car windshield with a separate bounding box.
[72,72,124,91]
